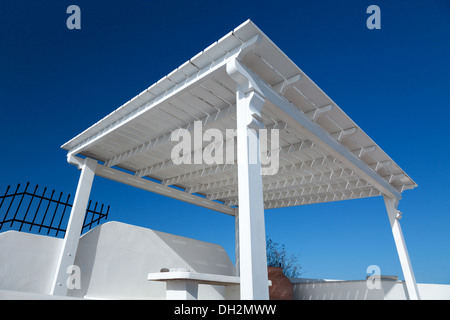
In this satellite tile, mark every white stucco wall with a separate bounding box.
[291,279,450,300]
[1,222,449,300]
[70,221,236,299]
[0,221,237,299]
[0,231,62,294]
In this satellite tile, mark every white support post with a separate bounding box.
[383,196,421,300]
[233,77,269,299]
[166,280,198,300]
[51,157,97,296]
[235,209,240,277]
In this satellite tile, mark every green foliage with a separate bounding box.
[266,236,302,278]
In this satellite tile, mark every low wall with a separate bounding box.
[0,221,237,299]
[291,279,450,300]
[72,221,237,299]
[0,231,62,295]
[2,222,449,300]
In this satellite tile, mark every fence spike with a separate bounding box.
[0,183,110,237]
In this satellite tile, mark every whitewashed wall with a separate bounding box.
[0,221,237,299]
[1,222,449,300]
[291,279,450,300]
[0,231,62,294]
[71,221,236,299]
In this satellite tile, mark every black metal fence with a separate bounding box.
[0,182,110,238]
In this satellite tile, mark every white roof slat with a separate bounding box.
[167,68,187,85]
[156,76,175,92]
[171,94,209,120]
[151,107,188,130]
[203,41,228,61]
[217,32,243,52]
[200,77,235,106]
[137,88,156,104]
[189,85,229,110]
[159,102,194,126]
[250,42,301,82]
[116,125,153,147]
[135,105,173,133]
[294,78,334,109]
[147,81,166,98]
[283,87,317,114]
[241,52,285,87]
[190,51,212,70]
[232,20,261,42]
[177,60,200,78]
[185,88,221,114]
[166,101,200,124]
[177,99,210,121]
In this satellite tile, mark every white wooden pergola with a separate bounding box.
[56,20,420,300]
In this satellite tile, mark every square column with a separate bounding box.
[166,280,198,300]
[235,209,240,277]
[51,157,97,296]
[235,85,269,300]
[383,196,421,300]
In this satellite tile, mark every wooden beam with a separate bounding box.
[230,59,402,200]
[89,157,235,216]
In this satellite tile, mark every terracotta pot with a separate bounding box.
[267,266,293,300]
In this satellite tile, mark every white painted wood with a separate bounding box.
[273,74,302,94]
[61,21,417,211]
[104,104,237,168]
[87,156,236,215]
[230,59,402,200]
[51,157,97,296]
[236,90,269,300]
[228,58,269,299]
[63,34,261,157]
[383,196,421,300]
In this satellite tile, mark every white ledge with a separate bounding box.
[147,271,240,286]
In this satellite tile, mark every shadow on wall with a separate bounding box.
[154,230,235,276]
[154,229,238,299]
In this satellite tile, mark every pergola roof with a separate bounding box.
[61,20,416,215]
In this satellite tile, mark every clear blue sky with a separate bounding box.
[1,0,449,284]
